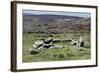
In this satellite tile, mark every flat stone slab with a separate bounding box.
[28,48,40,54]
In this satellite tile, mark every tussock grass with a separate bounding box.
[23,33,91,62]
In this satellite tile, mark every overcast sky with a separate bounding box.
[23,10,91,18]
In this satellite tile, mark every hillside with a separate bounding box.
[23,14,91,33]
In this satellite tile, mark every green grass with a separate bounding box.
[23,33,91,62]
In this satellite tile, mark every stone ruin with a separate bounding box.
[29,36,84,54]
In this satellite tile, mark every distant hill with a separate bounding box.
[23,14,83,23]
[23,14,90,33]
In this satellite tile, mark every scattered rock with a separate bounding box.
[28,48,40,54]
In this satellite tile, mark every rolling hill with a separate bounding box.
[23,14,91,33]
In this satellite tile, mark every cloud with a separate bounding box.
[23,10,91,18]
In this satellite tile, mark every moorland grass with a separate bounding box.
[23,33,91,62]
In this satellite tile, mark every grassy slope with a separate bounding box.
[23,33,91,62]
